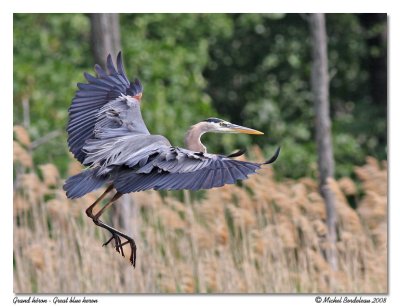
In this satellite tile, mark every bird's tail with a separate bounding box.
[63,169,108,199]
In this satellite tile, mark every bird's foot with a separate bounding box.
[91,217,137,267]
[102,231,137,267]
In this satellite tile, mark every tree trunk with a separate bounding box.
[309,13,338,273]
[90,13,121,68]
[89,13,133,244]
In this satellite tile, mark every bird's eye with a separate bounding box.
[220,122,227,127]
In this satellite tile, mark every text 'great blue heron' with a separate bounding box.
[64,52,280,267]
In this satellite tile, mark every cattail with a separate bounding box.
[234,187,255,210]
[135,190,163,209]
[13,141,32,168]
[78,191,102,209]
[219,184,234,202]
[39,163,60,186]
[19,172,46,203]
[338,177,357,196]
[201,256,218,292]
[197,201,223,224]
[215,221,229,246]
[250,229,265,256]
[312,219,327,237]
[299,177,318,191]
[305,192,326,220]
[271,193,297,217]
[25,243,45,270]
[158,266,176,293]
[14,227,33,244]
[46,198,72,230]
[206,188,230,212]
[328,178,363,233]
[227,205,256,230]
[159,207,186,231]
[295,215,318,248]
[14,193,30,214]
[277,221,297,249]
[165,197,188,215]
[12,149,387,293]
[306,248,331,274]
[13,125,31,147]
[371,222,387,249]
[192,223,214,250]
[178,263,196,293]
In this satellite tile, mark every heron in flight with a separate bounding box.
[64,52,280,267]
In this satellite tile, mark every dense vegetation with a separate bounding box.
[13,13,387,179]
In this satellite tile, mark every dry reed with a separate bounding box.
[13,126,387,293]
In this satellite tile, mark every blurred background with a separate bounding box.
[13,13,387,293]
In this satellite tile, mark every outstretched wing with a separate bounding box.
[92,94,150,140]
[113,146,280,193]
[82,134,171,174]
[67,52,147,164]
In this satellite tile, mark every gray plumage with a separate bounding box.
[64,52,280,199]
[63,52,280,267]
[64,168,109,199]
[67,52,144,164]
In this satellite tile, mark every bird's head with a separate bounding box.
[201,118,264,135]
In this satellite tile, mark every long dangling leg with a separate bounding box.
[86,191,137,267]
[85,184,114,219]
[92,192,124,254]
[85,185,122,254]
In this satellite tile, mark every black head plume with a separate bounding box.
[203,117,223,123]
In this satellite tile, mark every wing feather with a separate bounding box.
[69,101,104,113]
[94,64,108,78]
[212,167,223,188]
[111,147,277,193]
[67,52,147,164]
[106,54,118,75]
[77,83,109,92]
[75,90,108,98]
[117,52,129,83]
[223,167,235,184]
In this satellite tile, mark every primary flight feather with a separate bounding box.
[64,52,280,266]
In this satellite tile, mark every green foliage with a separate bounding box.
[119,14,232,147]
[13,13,387,179]
[14,14,91,174]
[204,13,387,178]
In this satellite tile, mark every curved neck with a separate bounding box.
[184,124,207,153]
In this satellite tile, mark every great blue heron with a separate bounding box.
[64,52,280,267]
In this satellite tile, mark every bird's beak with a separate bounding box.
[226,123,264,135]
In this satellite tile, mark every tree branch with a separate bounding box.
[30,130,62,150]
